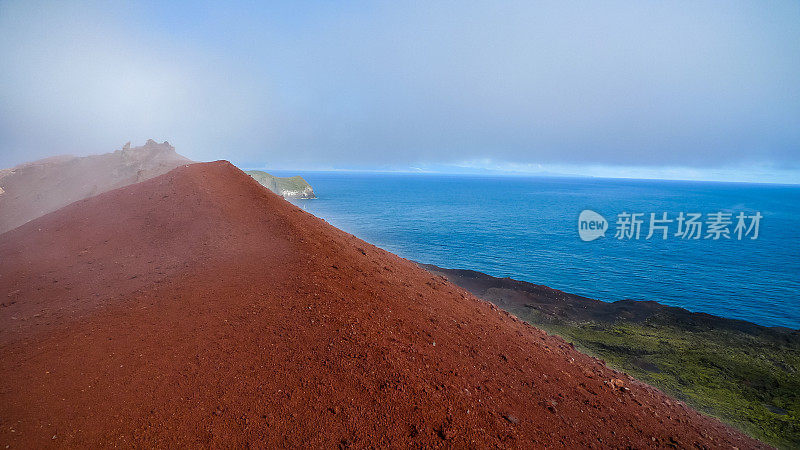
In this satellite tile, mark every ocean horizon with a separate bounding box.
[274,171,800,329]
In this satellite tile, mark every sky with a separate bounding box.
[1,0,799,183]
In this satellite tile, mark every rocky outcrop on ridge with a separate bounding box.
[0,140,191,234]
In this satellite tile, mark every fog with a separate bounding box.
[1,1,799,182]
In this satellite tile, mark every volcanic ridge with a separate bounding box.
[0,161,766,448]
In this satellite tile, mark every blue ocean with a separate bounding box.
[275,172,800,329]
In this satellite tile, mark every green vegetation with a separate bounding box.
[508,306,800,448]
[244,170,315,198]
[424,265,799,447]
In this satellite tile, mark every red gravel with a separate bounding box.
[0,161,767,448]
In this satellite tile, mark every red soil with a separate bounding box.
[0,162,766,448]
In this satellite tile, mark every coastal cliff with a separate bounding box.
[244,170,315,199]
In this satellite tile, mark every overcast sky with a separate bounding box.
[1,1,799,182]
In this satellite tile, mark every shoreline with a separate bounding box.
[422,263,800,448]
[421,264,799,333]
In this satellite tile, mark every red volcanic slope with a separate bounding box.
[0,162,764,448]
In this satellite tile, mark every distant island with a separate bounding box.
[244,170,316,199]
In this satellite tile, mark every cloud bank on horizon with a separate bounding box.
[1,0,799,183]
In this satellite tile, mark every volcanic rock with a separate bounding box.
[0,140,191,234]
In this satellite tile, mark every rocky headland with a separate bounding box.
[244,170,316,199]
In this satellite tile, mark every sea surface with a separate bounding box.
[273,171,800,329]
